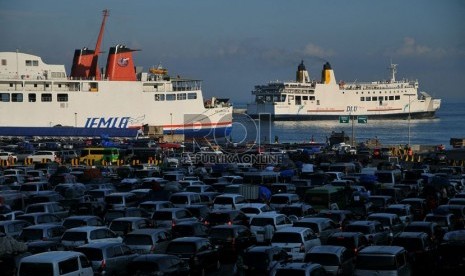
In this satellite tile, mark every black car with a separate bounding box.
[392,231,437,275]
[315,209,356,228]
[209,225,256,261]
[204,210,250,228]
[127,254,189,276]
[438,230,465,274]
[242,245,291,275]
[165,237,220,275]
[172,221,209,238]
[185,205,211,222]
[403,221,445,244]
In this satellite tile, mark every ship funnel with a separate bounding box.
[70,48,95,79]
[105,45,138,81]
[296,60,310,83]
[321,62,337,85]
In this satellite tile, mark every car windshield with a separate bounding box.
[271,232,302,243]
[243,252,269,266]
[170,196,189,204]
[19,263,53,276]
[281,207,302,217]
[251,218,274,227]
[327,237,356,249]
[306,253,340,265]
[88,191,105,198]
[124,234,153,245]
[20,185,37,192]
[368,217,391,227]
[172,225,195,236]
[356,255,398,270]
[75,247,103,261]
[386,208,406,216]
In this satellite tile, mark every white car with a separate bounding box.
[61,226,123,249]
[26,150,60,163]
[240,203,276,221]
[271,227,321,261]
[0,151,17,162]
[250,213,293,243]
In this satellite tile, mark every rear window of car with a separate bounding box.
[270,196,290,204]
[207,213,230,223]
[152,211,173,220]
[166,242,196,254]
[20,229,43,241]
[327,236,356,249]
[306,253,340,265]
[356,255,398,270]
[214,197,233,204]
[392,237,424,251]
[19,263,53,276]
[241,207,260,214]
[27,205,45,213]
[62,231,87,241]
[250,218,274,226]
[105,196,123,204]
[170,195,189,204]
[88,191,105,198]
[110,221,132,232]
[124,234,153,245]
[271,232,302,243]
[63,219,86,229]
[210,228,234,239]
[293,222,319,233]
[75,247,103,261]
[345,225,370,234]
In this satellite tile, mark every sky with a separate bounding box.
[1,0,464,104]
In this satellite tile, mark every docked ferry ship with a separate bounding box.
[246,61,441,120]
[0,10,232,138]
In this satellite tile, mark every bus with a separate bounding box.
[79,147,120,163]
[305,185,346,211]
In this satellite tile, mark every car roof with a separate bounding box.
[308,245,346,254]
[246,245,280,252]
[111,217,146,222]
[359,245,405,255]
[77,241,123,249]
[348,220,379,226]
[66,226,107,232]
[276,226,308,233]
[23,223,63,229]
[276,262,322,271]
[170,237,207,243]
[127,228,168,235]
[20,251,85,263]
[253,213,284,218]
[298,217,331,223]
[368,213,398,218]
[395,231,428,239]
[329,231,364,238]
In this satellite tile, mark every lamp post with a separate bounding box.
[405,94,416,147]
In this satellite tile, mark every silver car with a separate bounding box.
[123,228,172,254]
[75,242,138,275]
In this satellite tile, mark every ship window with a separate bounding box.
[155,94,165,101]
[0,93,10,102]
[309,96,315,101]
[166,94,176,101]
[29,93,36,102]
[303,96,308,101]
[41,93,52,102]
[34,84,38,88]
[360,97,365,101]
[1,59,6,66]
[281,95,286,101]
[317,100,320,105]
[389,96,394,100]
[12,93,23,102]
[188,93,197,99]
[372,97,377,101]
[395,95,400,100]
[385,96,388,100]
[177,93,187,100]
[57,94,68,102]
[366,97,371,101]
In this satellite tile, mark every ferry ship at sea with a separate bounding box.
[0,10,232,138]
[246,60,441,120]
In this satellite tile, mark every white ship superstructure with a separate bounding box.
[247,61,440,120]
[0,10,232,138]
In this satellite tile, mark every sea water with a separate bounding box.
[230,101,465,148]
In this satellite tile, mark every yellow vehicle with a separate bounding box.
[79,147,120,163]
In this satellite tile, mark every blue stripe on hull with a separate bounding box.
[0,127,139,137]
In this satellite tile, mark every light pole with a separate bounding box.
[405,94,415,147]
[74,113,77,127]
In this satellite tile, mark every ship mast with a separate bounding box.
[389,62,397,83]
[90,9,109,80]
